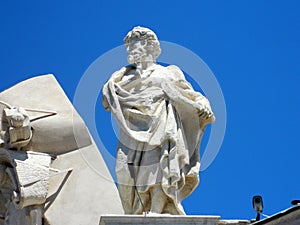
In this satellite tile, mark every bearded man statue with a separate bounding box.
[102,26,215,215]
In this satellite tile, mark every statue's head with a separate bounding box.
[8,107,28,128]
[124,26,161,64]
[10,112,25,128]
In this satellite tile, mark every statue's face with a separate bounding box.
[11,112,25,128]
[126,39,149,64]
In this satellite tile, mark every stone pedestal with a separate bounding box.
[99,215,250,225]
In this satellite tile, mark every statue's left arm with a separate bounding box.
[165,65,215,124]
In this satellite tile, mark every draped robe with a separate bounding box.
[102,64,214,214]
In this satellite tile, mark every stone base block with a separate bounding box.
[100,215,250,225]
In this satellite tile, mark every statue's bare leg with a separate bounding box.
[150,185,167,214]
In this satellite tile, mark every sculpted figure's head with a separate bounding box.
[10,112,25,128]
[7,107,28,128]
[124,26,161,65]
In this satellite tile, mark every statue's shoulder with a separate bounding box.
[110,65,136,81]
[166,65,185,80]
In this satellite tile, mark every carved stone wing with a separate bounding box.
[0,74,91,154]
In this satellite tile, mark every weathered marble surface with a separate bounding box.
[99,215,250,225]
[102,26,215,215]
[0,75,124,225]
[2,107,32,150]
[0,149,49,225]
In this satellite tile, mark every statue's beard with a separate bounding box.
[127,52,148,65]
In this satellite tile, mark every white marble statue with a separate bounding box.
[102,26,215,215]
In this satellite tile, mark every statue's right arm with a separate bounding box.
[101,66,131,112]
[102,81,111,112]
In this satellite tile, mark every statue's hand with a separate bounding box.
[102,95,111,112]
[197,105,215,124]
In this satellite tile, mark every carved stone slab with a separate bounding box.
[0,75,124,225]
[99,215,250,225]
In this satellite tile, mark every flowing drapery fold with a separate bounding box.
[102,64,214,214]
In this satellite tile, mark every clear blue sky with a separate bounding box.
[1,0,300,220]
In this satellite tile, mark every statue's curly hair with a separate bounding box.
[124,26,161,59]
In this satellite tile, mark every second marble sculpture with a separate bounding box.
[102,26,215,215]
[0,75,123,225]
